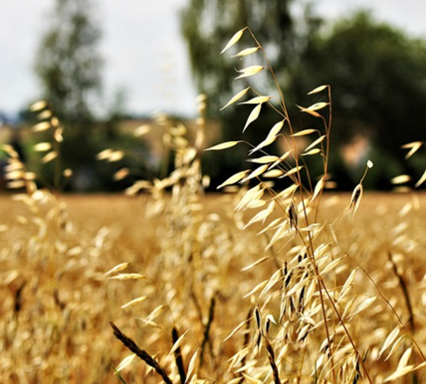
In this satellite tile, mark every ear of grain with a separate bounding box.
[116,354,136,372]
[205,141,241,151]
[305,135,326,152]
[234,47,259,57]
[121,296,148,309]
[221,28,246,54]
[109,273,146,280]
[378,327,400,359]
[217,170,250,189]
[104,262,131,277]
[185,349,199,383]
[349,184,363,215]
[236,66,264,80]
[241,164,269,183]
[249,120,284,154]
[168,330,189,357]
[243,104,262,132]
[308,84,328,94]
[291,128,317,137]
[220,87,250,110]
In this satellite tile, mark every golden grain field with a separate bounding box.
[1,191,426,384]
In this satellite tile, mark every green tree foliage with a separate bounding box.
[289,12,426,188]
[35,0,103,190]
[182,5,426,189]
[181,1,320,184]
[181,0,298,110]
[36,0,102,129]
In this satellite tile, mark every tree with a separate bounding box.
[181,1,320,184]
[289,11,426,188]
[35,0,103,190]
[36,0,102,128]
[181,0,300,109]
[182,5,426,189]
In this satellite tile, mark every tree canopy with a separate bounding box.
[181,4,426,189]
[34,0,106,190]
[181,0,310,112]
[36,0,102,129]
[181,0,319,183]
[289,12,426,185]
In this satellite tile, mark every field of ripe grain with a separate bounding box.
[1,192,426,384]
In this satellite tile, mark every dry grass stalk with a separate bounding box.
[388,252,415,335]
[172,327,187,384]
[264,338,281,384]
[200,297,216,368]
[110,322,174,384]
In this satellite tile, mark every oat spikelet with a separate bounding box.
[349,184,363,215]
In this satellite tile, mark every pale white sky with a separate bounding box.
[0,0,425,118]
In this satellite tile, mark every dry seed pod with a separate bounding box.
[401,141,423,159]
[38,110,52,119]
[96,149,113,160]
[284,270,292,288]
[414,168,426,187]
[291,128,317,137]
[308,84,328,95]
[236,65,264,80]
[243,104,262,133]
[287,203,298,229]
[205,141,241,151]
[104,262,131,277]
[221,27,246,54]
[265,318,271,335]
[241,164,268,183]
[121,296,148,309]
[390,174,411,185]
[33,142,52,152]
[134,124,151,137]
[41,151,58,164]
[108,151,124,162]
[305,135,326,152]
[32,121,51,132]
[234,47,259,57]
[30,100,48,111]
[239,96,271,105]
[254,307,261,329]
[349,184,363,215]
[220,87,250,110]
[249,120,285,155]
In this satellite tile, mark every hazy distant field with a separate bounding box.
[1,192,426,383]
[1,191,421,228]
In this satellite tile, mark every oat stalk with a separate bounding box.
[264,337,281,384]
[388,252,415,335]
[110,322,174,384]
[200,297,216,368]
[172,327,187,384]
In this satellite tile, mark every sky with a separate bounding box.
[0,0,425,119]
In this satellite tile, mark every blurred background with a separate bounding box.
[1,0,426,192]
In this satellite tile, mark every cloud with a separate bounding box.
[0,0,424,116]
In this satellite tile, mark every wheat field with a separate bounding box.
[1,191,426,384]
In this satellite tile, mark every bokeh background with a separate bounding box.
[1,0,426,191]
